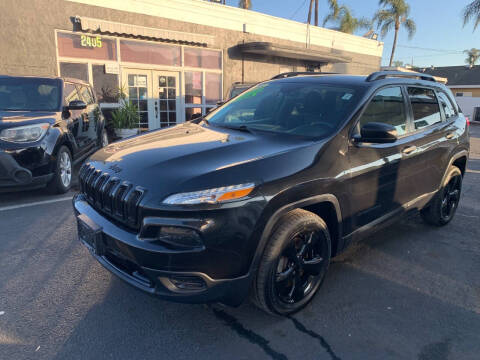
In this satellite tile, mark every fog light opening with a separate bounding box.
[167,275,207,291]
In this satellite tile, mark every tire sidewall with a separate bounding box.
[438,166,462,224]
[263,216,331,315]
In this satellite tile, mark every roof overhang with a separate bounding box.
[235,42,352,64]
[74,16,215,46]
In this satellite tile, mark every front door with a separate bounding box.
[122,69,181,131]
[347,86,413,231]
[122,69,153,132]
[152,71,181,128]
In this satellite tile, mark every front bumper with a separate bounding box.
[73,194,263,305]
[0,148,53,189]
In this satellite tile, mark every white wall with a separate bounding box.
[67,0,383,58]
[455,96,480,120]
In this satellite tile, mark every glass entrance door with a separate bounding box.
[153,71,180,128]
[121,69,181,131]
[122,69,153,132]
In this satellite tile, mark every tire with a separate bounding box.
[47,146,73,194]
[251,209,331,315]
[420,165,462,226]
[100,128,109,148]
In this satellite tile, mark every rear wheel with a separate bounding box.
[252,209,331,315]
[47,146,72,194]
[421,166,462,226]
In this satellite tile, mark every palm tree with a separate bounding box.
[463,0,480,30]
[309,0,338,26]
[373,0,416,67]
[464,48,480,67]
[323,4,371,34]
[238,0,251,9]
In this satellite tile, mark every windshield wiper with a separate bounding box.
[216,124,254,134]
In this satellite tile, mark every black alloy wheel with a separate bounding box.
[274,230,328,305]
[252,209,331,315]
[439,172,462,222]
[421,165,462,226]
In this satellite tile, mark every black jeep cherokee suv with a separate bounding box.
[73,71,469,315]
[0,76,108,193]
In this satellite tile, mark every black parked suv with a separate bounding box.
[74,71,469,315]
[0,76,108,193]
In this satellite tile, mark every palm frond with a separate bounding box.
[463,0,480,29]
[403,18,416,39]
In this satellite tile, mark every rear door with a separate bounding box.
[401,86,456,204]
[347,86,415,230]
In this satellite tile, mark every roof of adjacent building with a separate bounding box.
[416,65,480,86]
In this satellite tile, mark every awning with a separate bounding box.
[235,42,351,64]
[74,16,215,47]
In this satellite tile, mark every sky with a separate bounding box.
[222,0,478,68]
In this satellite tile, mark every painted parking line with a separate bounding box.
[0,196,73,212]
[467,169,480,174]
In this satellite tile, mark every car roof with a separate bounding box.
[267,73,446,91]
[0,75,90,86]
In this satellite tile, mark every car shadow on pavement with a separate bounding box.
[44,210,480,360]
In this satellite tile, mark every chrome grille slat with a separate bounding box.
[78,165,145,229]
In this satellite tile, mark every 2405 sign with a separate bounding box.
[80,35,102,48]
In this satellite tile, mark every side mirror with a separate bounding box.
[357,122,398,143]
[67,100,87,110]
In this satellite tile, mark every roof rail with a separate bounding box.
[271,72,338,80]
[366,71,436,82]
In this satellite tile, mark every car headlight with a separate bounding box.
[163,183,255,205]
[0,123,50,143]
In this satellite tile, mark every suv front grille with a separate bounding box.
[79,164,146,229]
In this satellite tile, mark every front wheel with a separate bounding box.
[252,209,331,315]
[47,146,72,194]
[421,165,462,226]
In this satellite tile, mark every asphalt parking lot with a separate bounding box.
[1,125,480,360]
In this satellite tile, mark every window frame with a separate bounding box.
[435,90,458,122]
[350,84,411,140]
[405,85,445,134]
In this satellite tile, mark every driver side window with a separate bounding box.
[358,87,408,136]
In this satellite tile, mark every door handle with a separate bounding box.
[402,145,417,155]
[446,132,455,139]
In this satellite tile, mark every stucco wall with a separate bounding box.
[450,87,480,97]
[0,0,382,97]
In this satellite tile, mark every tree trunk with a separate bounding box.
[314,0,319,26]
[307,0,314,24]
[389,21,400,66]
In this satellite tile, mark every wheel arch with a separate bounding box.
[441,150,469,186]
[250,194,343,274]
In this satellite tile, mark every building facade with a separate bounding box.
[0,0,383,131]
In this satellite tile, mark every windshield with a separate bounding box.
[0,77,62,112]
[206,81,362,138]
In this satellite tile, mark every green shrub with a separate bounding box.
[111,101,140,129]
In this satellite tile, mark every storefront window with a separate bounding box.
[120,40,180,66]
[205,73,222,105]
[92,65,119,103]
[57,33,117,61]
[59,62,89,82]
[185,72,203,105]
[184,48,221,69]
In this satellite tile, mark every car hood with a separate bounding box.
[0,111,58,129]
[89,123,323,201]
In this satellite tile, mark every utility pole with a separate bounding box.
[314,0,319,26]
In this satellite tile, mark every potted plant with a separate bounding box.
[111,101,140,139]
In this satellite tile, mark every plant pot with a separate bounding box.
[116,128,138,139]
